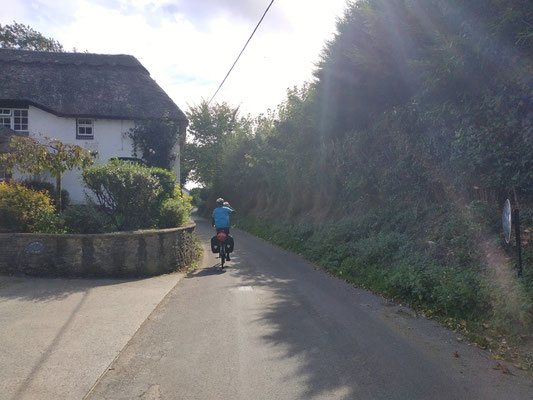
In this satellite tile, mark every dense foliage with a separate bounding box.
[158,186,193,229]
[182,101,251,190]
[20,179,71,210]
[186,0,533,339]
[128,116,180,170]
[61,204,113,234]
[0,181,62,233]
[82,159,191,231]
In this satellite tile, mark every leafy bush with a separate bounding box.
[158,190,193,228]
[149,168,177,203]
[0,181,62,233]
[82,159,162,230]
[82,159,192,231]
[21,179,70,210]
[61,205,112,233]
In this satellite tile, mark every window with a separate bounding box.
[77,118,94,139]
[0,108,28,132]
[0,117,10,128]
[13,109,28,131]
[1,109,11,128]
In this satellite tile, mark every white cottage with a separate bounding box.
[0,48,188,203]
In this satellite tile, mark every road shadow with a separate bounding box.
[0,275,143,302]
[188,264,227,277]
[226,248,363,399]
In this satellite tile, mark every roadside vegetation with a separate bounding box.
[0,157,192,234]
[185,0,533,368]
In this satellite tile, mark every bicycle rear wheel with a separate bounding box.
[219,243,226,268]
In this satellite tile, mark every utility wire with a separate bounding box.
[208,0,275,105]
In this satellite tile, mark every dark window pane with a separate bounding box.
[79,127,86,134]
[85,128,92,135]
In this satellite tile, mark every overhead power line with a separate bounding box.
[208,0,275,105]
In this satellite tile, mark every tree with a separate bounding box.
[183,100,248,188]
[0,136,96,210]
[0,21,64,52]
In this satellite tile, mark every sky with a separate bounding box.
[2,0,350,116]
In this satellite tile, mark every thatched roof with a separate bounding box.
[0,49,187,122]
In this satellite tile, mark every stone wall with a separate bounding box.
[0,222,196,277]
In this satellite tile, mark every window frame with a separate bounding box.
[0,116,11,128]
[13,109,28,132]
[76,118,94,140]
[0,107,28,132]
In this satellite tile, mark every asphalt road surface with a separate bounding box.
[85,218,532,400]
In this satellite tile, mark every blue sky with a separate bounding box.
[2,0,349,116]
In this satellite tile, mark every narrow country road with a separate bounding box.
[85,218,532,400]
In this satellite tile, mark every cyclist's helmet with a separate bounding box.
[216,198,224,206]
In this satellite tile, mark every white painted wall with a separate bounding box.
[19,106,135,203]
[12,105,182,203]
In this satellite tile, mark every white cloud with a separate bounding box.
[2,0,349,115]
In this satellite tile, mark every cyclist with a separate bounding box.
[212,198,235,261]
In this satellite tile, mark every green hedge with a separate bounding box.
[82,159,191,231]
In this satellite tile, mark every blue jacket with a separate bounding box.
[212,206,233,228]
